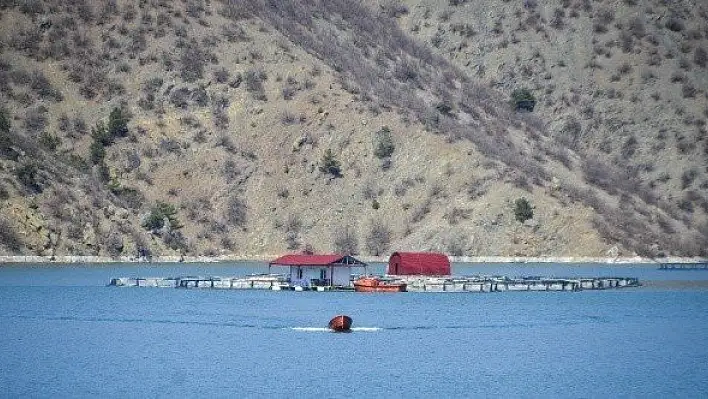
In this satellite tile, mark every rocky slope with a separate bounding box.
[0,0,706,259]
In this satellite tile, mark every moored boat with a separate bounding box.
[353,277,407,292]
[328,315,352,332]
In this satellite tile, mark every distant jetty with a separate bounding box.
[659,262,708,270]
[108,274,640,293]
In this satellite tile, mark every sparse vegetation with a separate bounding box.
[142,201,182,232]
[333,226,358,255]
[0,0,704,258]
[0,108,10,134]
[365,220,391,256]
[445,233,468,256]
[694,48,707,68]
[15,161,42,193]
[24,106,47,133]
[621,136,638,159]
[593,8,615,34]
[225,195,247,228]
[90,107,130,166]
[0,217,23,253]
[682,83,696,98]
[514,198,534,223]
[180,40,207,82]
[104,228,124,258]
[319,149,342,177]
[560,117,582,148]
[444,207,470,225]
[284,214,302,250]
[665,17,685,32]
[39,131,61,151]
[244,69,267,100]
[373,126,395,159]
[511,88,536,112]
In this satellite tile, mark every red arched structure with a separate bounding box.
[387,252,451,276]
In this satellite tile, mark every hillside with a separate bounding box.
[0,0,706,260]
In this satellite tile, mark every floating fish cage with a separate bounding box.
[109,274,640,293]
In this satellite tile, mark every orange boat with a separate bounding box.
[353,277,407,293]
[328,315,352,332]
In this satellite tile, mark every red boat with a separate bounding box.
[328,315,352,332]
[353,277,407,293]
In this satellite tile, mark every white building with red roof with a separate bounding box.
[268,254,368,287]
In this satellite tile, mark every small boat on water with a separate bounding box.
[353,277,407,293]
[328,315,352,332]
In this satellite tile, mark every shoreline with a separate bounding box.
[1,255,706,265]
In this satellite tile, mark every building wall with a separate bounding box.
[332,267,351,286]
[288,266,352,286]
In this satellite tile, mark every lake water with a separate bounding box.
[1,262,707,398]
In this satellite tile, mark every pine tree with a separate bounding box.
[374,126,395,159]
[107,107,129,139]
[142,202,183,231]
[0,108,10,133]
[514,197,534,223]
[319,149,342,177]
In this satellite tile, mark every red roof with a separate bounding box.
[269,254,366,267]
[387,252,451,276]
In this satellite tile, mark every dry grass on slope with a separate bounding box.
[220,0,707,256]
[0,0,705,257]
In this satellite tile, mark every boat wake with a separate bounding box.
[290,327,382,332]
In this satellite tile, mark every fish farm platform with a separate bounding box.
[108,275,640,292]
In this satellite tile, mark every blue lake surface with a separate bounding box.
[1,262,707,398]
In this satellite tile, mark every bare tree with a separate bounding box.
[225,195,247,228]
[333,225,358,255]
[104,228,124,258]
[365,220,391,256]
[0,217,23,253]
[284,214,302,250]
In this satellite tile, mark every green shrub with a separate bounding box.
[39,131,61,151]
[319,149,342,177]
[105,230,124,257]
[435,101,454,116]
[225,195,247,227]
[0,108,10,133]
[0,108,13,157]
[0,183,9,200]
[0,217,23,252]
[373,126,395,159]
[108,107,129,138]
[112,186,145,210]
[89,139,106,165]
[64,154,89,172]
[695,47,707,68]
[511,88,536,112]
[514,197,534,223]
[163,230,187,252]
[665,17,684,32]
[180,41,206,82]
[142,202,182,231]
[89,108,131,165]
[15,161,41,192]
[372,199,380,210]
[96,162,111,183]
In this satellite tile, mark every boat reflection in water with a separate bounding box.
[328,315,352,332]
[353,277,407,293]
